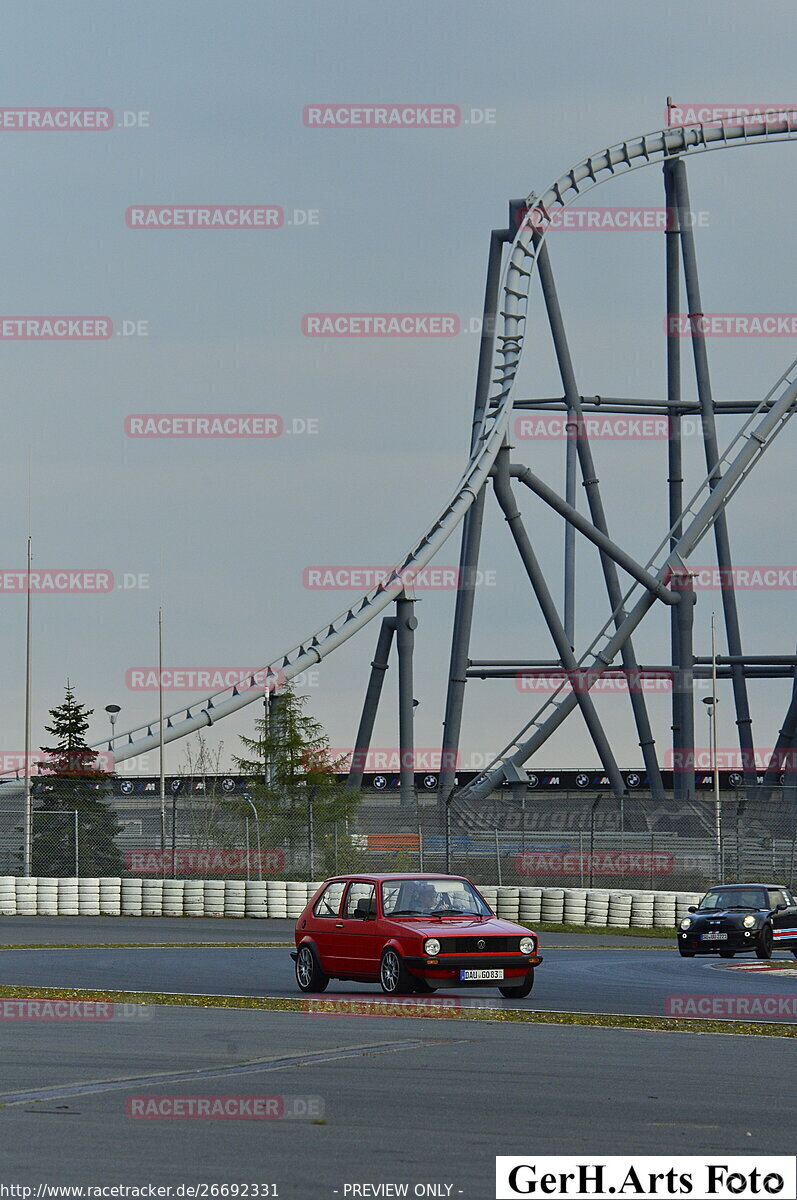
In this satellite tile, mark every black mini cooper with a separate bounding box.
[677,883,797,959]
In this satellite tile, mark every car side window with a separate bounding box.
[313,881,346,918]
[769,889,789,909]
[344,882,376,920]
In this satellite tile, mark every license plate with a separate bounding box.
[459,968,504,980]
[701,931,728,940]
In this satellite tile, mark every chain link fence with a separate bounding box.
[0,776,795,892]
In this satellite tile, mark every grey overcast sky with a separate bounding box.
[1,0,796,776]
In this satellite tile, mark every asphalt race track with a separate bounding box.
[0,922,796,1021]
[0,921,795,1191]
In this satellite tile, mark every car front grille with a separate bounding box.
[437,936,522,954]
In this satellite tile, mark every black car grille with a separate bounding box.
[437,936,522,953]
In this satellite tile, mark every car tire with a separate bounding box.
[719,948,735,958]
[295,944,329,993]
[678,950,695,958]
[755,924,774,960]
[379,947,414,995]
[498,970,534,999]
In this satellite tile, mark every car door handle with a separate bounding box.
[335,922,344,928]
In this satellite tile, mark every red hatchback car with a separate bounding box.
[292,873,543,997]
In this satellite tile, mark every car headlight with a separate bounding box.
[424,938,441,956]
[679,918,692,930]
[520,936,535,955]
[743,914,757,929]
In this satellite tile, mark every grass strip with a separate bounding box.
[0,983,791,1038]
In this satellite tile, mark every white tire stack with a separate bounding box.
[162,879,185,917]
[676,893,702,922]
[479,884,498,912]
[244,880,269,918]
[99,877,122,916]
[607,892,633,927]
[518,886,542,926]
[141,879,164,916]
[183,880,205,916]
[267,881,288,917]
[653,892,677,929]
[496,886,520,921]
[540,887,565,924]
[585,890,611,926]
[563,888,588,924]
[16,877,38,915]
[120,878,143,916]
[203,880,225,918]
[0,876,17,915]
[36,877,59,915]
[631,892,655,928]
[78,878,101,916]
[224,880,246,918]
[286,881,307,919]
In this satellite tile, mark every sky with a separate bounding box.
[0,0,796,779]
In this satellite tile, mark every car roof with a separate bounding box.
[319,873,472,882]
[704,882,789,889]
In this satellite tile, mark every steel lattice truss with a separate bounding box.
[87,114,797,808]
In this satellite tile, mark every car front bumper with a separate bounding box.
[678,929,762,953]
[403,953,542,980]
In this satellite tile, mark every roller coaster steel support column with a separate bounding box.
[672,571,697,805]
[671,158,756,783]
[439,211,517,808]
[534,238,665,801]
[762,652,797,802]
[396,595,418,810]
[346,617,396,791]
[493,448,626,798]
[664,159,685,803]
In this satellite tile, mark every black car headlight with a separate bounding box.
[743,914,757,929]
[424,938,441,956]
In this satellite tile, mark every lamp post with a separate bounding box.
[239,794,262,881]
[104,705,121,755]
[703,698,721,879]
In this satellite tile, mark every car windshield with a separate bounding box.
[381,877,491,918]
[698,888,768,911]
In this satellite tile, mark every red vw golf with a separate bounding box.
[292,873,542,997]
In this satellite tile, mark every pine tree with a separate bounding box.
[234,684,360,876]
[32,682,123,877]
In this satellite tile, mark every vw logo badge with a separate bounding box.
[477,939,486,950]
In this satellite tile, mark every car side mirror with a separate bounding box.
[776,903,787,911]
[687,906,696,913]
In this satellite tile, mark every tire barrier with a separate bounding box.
[0,877,709,927]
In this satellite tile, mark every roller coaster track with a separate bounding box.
[99,114,797,768]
